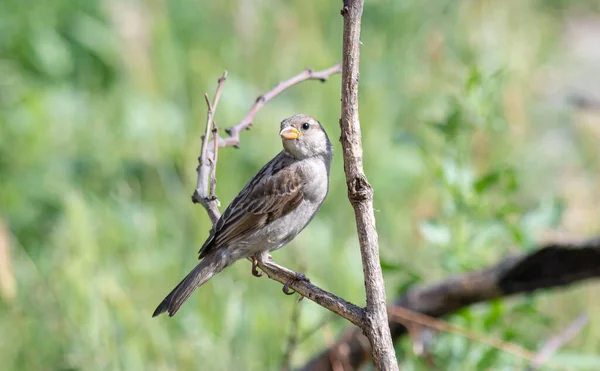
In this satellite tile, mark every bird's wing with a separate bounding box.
[198,153,304,259]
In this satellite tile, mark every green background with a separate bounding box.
[1,0,600,369]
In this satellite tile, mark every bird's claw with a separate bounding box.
[282,279,295,295]
[282,273,310,295]
[251,258,263,278]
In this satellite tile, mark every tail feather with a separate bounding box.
[153,249,227,317]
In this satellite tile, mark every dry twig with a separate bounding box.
[192,66,341,220]
[339,0,398,369]
[193,71,228,222]
[390,306,537,362]
[300,237,600,370]
[191,65,368,327]
[218,64,342,149]
[528,313,589,370]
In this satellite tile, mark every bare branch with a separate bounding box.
[220,64,342,149]
[192,65,342,223]
[339,0,398,369]
[567,92,600,111]
[300,237,600,371]
[209,123,219,204]
[528,313,589,370]
[193,71,227,223]
[389,306,537,362]
[258,260,364,328]
[189,65,367,328]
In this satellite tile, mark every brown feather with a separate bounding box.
[198,152,304,259]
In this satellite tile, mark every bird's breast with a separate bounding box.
[299,157,330,203]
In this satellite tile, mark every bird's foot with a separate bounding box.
[251,256,264,278]
[282,272,310,295]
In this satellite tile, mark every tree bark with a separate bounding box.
[300,237,600,370]
[339,0,399,369]
[192,65,368,328]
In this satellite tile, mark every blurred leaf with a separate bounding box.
[484,300,504,328]
[520,197,565,238]
[429,105,462,139]
[31,30,73,78]
[393,130,423,148]
[551,352,600,369]
[419,219,451,245]
[474,171,502,194]
[476,347,501,370]
[465,66,482,93]
[474,168,518,195]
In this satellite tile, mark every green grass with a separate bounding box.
[1,0,600,370]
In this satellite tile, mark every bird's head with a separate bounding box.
[279,114,332,160]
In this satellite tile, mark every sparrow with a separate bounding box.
[153,114,333,317]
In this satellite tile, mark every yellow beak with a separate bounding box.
[279,127,302,140]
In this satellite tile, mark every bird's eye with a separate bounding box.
[301,122,310,130]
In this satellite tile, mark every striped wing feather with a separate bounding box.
[198,154,304,259]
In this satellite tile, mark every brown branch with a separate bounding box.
[209,123,219,204]
[300,237,600,371]
[567,93,600,111]
[220,64,342,149]
[193,72,227,223]
[255,260,364,327]
[339,0,398,369]
[528,313,589,370]
[193,65,341,218]
[191,66,367,328]
[191,65,342,218]
[389,306,537,362]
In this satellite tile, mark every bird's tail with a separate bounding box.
[152,249,228,317]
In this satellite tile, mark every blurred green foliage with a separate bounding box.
[1,0,600,370]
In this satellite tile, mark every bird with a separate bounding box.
[153,114,333,317]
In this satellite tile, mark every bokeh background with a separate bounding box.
[2,0,600,370]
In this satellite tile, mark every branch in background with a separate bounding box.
[192,65,366,328]
[339,0,399,369]
[0,219,16,301]
[300,237,600,371]
[567,93,600,111]
[527,313,589,371]
[281,299,303,371]
[389,306,537,362]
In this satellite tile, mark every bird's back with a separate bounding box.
[198,152,329,261]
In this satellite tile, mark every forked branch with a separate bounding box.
[339,0,398,369]
[191,65,365,327]
[300,237,600,370]
[191,65,341,221]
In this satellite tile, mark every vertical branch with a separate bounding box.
[189,65,367,328]
[0,219,16,301]
[281,299,303,371]
[339,0,399,370]
[193,71,227,224]
[209,123,220,204]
